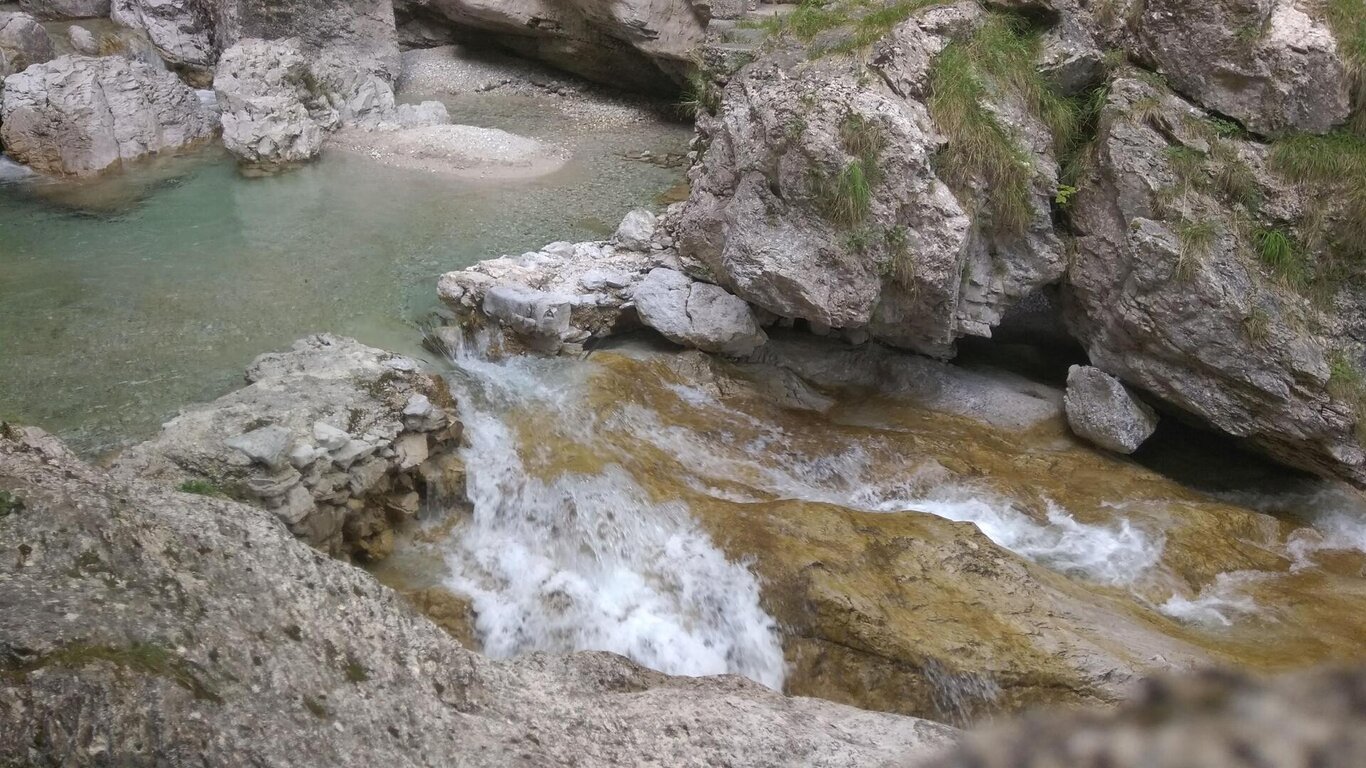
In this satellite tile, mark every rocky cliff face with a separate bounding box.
[394,0,708,91]
[0,424,955,766]
[662,0,1366,485]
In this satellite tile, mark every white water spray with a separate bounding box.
[440,343,787,689]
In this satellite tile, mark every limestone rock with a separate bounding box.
[634,267,767,356]
[1131,0,1352,135]
[923,667,1366,768]
[0,54,217,176]
[16,0,109,19]
[439,235,671,355]
[1064,365,1159,454]
[1064,72,1366,485]
[111,0,399,90]
[0,424,955,767]
[0,12,54,77]
[393,0,705,91]
[112,334,462,560]
[111,0,214,76]
[614,208,657,251]
[213,38,334,169]
[681,7,1065,358]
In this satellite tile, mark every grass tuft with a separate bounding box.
[1176,219,1218,278]
[928,17,1048,234]
[1269,131,1366,274]
[812,160,875,227]
[178,479,224,497]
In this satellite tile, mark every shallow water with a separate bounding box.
[0,95,688,455]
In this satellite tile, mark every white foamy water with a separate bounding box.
[620,386,1164,586]
[441,346,787,689]
[1159,572,1262,627]
[903,496,1163,586]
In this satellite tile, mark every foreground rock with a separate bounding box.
[1064,366,1159,454]
[925,667,1366,768]
[0,54,217,176]
[0,11,54,77]
[394,0,705,92]
[0,424,955,766]
[112,334,463,562]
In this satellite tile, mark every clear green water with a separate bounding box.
[0,94,689,456]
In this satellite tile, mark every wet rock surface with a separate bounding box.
[1064,365,1158,454]
[111,334,464,562]
[0,424,957,767]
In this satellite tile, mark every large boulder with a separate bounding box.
[0,424,956,766]
[680,6,1065,357]
[112,0,400,86]
[112,334,461,562]
[394,0,706,91]
[1130,0,1352,135]
[1064,72,1366,485]
[0,11,54,77]
[634,267,768,356]
[16,0,109,18]
[212,38,336,169]
[0,54,216,176]
[111,0,215,82]
[1064,365,1159,454]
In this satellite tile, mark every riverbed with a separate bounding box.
[0,92,689,456]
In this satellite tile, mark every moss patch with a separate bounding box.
[0,490,23,518]
[1,643,222,703]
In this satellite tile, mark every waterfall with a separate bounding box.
[438,338,788,689]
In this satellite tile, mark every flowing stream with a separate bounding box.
[372,332,1366,708]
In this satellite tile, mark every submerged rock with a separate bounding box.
[0,54,217,176]
[0,424,956,766]
[112,334,463,562]
[1064,365,1158,454]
